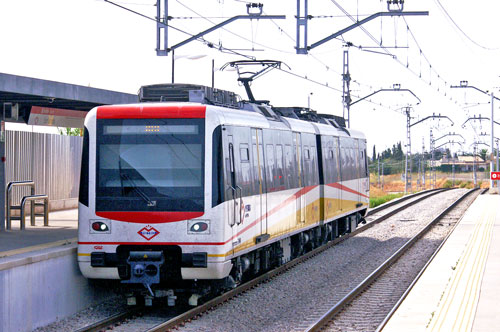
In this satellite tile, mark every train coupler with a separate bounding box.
[121,251,164,297]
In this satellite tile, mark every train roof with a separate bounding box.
[137,84,365,139]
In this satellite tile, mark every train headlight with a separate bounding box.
[188,220,210,234]
[90,220,111,234]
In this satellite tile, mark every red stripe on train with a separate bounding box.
[96,105,206,119]
[326,182,369,199]
[78,241,224,246]
[226,185,318,244]
[95,211,204,223]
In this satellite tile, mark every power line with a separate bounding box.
[175,0,296,54]
[433,0,499,51]
[329,0,395,57]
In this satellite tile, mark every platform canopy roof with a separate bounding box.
[0,72,138,123]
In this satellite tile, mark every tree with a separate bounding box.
[372,145,377,161]
[479,149,488,161]
[58,127,83,136]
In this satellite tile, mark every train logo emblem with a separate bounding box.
[138,225,160,241]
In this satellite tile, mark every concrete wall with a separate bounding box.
[0,245,114,332]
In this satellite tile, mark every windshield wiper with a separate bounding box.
[119,158,156,207]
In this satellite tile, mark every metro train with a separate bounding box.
[77,84,369,306]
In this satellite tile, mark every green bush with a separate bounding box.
[370,193,404,208]
[442,180,453,188]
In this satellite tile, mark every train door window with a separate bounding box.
[238,143,252,196]
[276,144,285,189]
[266,144,276,192]
[284,144,295,188]
[253,143,266,194]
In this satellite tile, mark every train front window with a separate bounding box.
[96,118,205,212]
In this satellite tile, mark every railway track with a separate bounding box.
[73,188,458,332]
[304,188,482,332]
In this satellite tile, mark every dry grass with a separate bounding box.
[369,171,489,198]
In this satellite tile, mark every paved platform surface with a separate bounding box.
[382,193,500,332]
[0,209,77,257]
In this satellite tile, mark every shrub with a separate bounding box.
[442,180,453,188]
[370,193,404,208]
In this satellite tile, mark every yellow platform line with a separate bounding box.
[428,198,495,332]
[454,211,493,331]
[0,237,78,258]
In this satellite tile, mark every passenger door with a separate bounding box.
[252,128,267,237]
[294,132,305,224]
[222,131,241,254]
[354,140,361,204]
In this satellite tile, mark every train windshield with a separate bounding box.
[95,118,205,212]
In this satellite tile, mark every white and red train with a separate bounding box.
[77,84,369,306]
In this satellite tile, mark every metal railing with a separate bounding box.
[6,181,49,230]
[20,195,49,229]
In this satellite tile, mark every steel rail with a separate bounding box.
[74,188,449,332]
[73,307,143,332]
[146,189,449,332]
[304,188,479,332]
[375,187,485,332]
[365,188,443,217]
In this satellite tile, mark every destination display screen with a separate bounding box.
[103,124,199,135]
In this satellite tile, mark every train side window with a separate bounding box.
[240,144,249,162]
[364,148,368,177]
[304,148,310,160]
[284,144,294,188]
[312,145,319,184]
[266,144,275,192]
[349,148,356,180]
[276,144,285,189]
[333,139,340,182]
[340,146,347,181]
[359,149,365,178]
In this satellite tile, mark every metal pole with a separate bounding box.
[171,49,175,84]
[382,163,384,191]
[342,50,351,128]
[491,93,495,189]
[497,139,499,191]
[473,144,477,187]
[405,108,412,193]
[211,59,215,88]
[452,162,455,187]
[377,158,380,187]
[0,133,4,231]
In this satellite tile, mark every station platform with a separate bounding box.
[0,208,77,257]
[382,193,500,332]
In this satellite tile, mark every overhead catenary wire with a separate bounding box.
[433,0,499,51]
[175,0,297,54]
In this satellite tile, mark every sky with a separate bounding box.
[1,0,500,156]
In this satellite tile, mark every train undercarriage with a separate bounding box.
[110,210,366,307]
